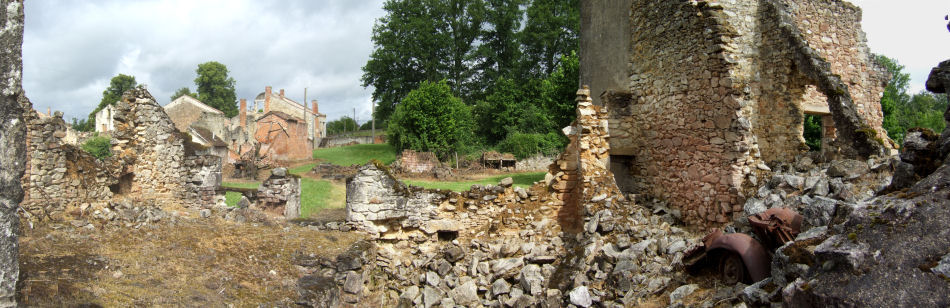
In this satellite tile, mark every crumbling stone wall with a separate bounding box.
[548,86,622,231]
[21,88,222,222]
[255,168,301,218]
[588,0,891,226]
[0,1,24,305]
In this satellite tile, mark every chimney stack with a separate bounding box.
[265,86,272,112]
[311,100,318,114]
[279,88,285,98]
[239,98,247,129]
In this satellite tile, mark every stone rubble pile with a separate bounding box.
[307,162,699,307]
[738,154,894,232]
[324,87,702,307]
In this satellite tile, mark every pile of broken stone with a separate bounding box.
[300,161,700,307]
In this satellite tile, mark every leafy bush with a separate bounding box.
[82,135,112,159]
[389,80,476,158]
[496,132,566,159]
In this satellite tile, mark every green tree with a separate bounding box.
[362,0,485,123]
[472,0,526,98]
[389,80,475,157]
[520,0,579,78]
[170,87,197,101]
[90,74,137,121]
[876,55,911,142]
[326,116,359,135]
[70,117,94,132]
[537,51,579,130]
[195,61,238,117]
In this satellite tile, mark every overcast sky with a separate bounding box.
[23,0,386,123]
[21,1,950,124]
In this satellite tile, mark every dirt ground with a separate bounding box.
[17,214,363,307]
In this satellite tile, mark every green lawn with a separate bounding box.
[299,178,346,218]
[312,143,397,166]
[222,181,261,189]
[404,172,545,192]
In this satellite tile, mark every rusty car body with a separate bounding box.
[685,208,803,284]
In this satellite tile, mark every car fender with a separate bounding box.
[706,232,771,282]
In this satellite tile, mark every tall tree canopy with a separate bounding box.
[520,0,579,77]
[195,61,238,117]
[90,74,137,120]
[362,0,485,122]
[170,87,197,101]
[362,0,578,123]
[877,54,948,144]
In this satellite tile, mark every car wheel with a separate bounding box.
[720,252,746,284]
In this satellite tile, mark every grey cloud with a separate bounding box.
[23,0,385,124]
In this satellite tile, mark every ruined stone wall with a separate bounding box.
[21,88,222,222]
[789,0,887,132]
[255,113,311,161]
[255,169,301,218]
[21,111,114,220]
[608,1,751,225]
[587,0,890,225]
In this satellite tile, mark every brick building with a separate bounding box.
[253,110,312,161]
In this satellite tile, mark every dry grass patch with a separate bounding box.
[18,217,363,306]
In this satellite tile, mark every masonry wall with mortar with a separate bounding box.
[597,0,890,226]
[20,88,222,222]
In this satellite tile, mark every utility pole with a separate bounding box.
[353,108,356,133]
[371,101,375,142]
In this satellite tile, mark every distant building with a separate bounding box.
[253,110,312,161]
[252,86,327,145]
[164,94,226,133]
[94,104,117,133]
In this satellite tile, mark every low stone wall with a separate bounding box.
[255,168,301,218]
[515,155,554,171]
[319,135,378,148]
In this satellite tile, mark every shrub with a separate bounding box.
[82,135,112,159]
[496,132,566,159]
[388,80,475,158]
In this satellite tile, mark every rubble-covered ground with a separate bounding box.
[17,209,363,306]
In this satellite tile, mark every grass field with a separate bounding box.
[404,172,545,191]
[312,143,397,166]
[299,178,346,218]
[222,178,344,217]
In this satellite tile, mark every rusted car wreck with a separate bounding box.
[685,208,803,284]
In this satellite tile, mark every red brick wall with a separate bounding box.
[254,114,311,161]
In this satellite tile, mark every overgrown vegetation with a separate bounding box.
[404,172,545,191]
[363,0,578,157]
[389,80,476,158]
[70,117,94,132]
[312,144,397,166]
[803,114,822,151]
[878,55,948,145]
[326,116,360,135]
[496,132,566,159]
[81,134,112,159]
